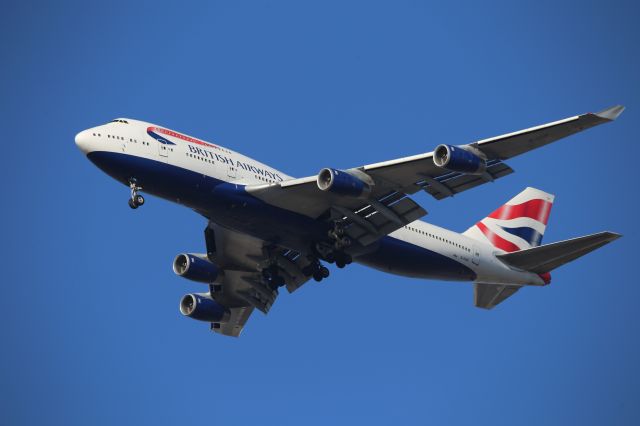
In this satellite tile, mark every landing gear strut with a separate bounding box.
[128,179,145,209]
[312,220,354,269]
[328,221,351,251]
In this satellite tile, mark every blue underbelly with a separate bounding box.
[355,236,476,281]
[86,151,326,251]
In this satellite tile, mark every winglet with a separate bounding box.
[595,105,625,121]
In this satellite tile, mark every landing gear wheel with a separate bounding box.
[128,178,144,209]
[320,266,330,279]
[313,271,323,282]
[333,252,352,269]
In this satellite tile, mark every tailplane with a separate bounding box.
[463,187,554,252]
[467,188,620,310]
[474,231,621,310]
[496,231,621,274]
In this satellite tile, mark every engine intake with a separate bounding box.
[180,293,229,323]
[173,253,219,283]
[317,168,371,198]
[433,144,486,175]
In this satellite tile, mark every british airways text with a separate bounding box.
[187,145,283,181]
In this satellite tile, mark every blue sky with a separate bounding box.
[1,1,639,424]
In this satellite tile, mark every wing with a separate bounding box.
[364,104,624,200]
[248,106,622,247]
[202,223,314,337]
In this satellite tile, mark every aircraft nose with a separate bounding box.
[75,129,91,154]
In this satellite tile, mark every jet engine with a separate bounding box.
[180,293,229,323]
[173,253,219,283]
[433,144,486,175]
[317,168,372,198]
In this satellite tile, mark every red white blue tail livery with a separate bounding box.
[464,187,554,252]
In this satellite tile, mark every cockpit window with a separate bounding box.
[109,119,129,124]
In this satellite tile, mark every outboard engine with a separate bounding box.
[433,144,486,175]
[173,253,220,283]
[317,168,372,198]
[180,293,230,323]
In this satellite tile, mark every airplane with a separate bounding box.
[75,106,624,337]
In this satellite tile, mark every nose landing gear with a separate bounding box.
[128,179,145,209]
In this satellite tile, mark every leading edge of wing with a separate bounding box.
[476,104,625,146]
[474,104,625,160]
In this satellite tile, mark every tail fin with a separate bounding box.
[463,187,555,252]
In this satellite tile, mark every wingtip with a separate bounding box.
[595,105,625,121]
[599,231,623,242]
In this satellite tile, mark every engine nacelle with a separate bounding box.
[317,168,371,198]
[180,293,230,323]
[173,253,219,283]
[433,144,486,175]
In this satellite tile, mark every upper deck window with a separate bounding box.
[109,119,129,124]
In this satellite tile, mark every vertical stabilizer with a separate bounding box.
[463,187,554,253]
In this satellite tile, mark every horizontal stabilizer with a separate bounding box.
[497,231,621,274]
[474,283,520,309]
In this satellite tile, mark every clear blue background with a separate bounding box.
[1,1,638,424]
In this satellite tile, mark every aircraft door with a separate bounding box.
[227,164,237,179]
[159,143,169,158]
[139,127,154,156]
[472,244,480,266]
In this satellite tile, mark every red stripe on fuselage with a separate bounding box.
[476,221,522,252]
[488,199,552,225]
[147,127,220,149]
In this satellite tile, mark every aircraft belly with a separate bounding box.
[356,236,476,281]
[86,151,325,252]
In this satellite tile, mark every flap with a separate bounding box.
[341,196,427,247]
[212,306,254,337]
[202,223,314,336]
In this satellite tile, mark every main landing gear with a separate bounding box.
[302,259,331,282]
[128,179,145,209]
[312,265,330,282]
[334,253,353,269]
[312,221,354,270]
